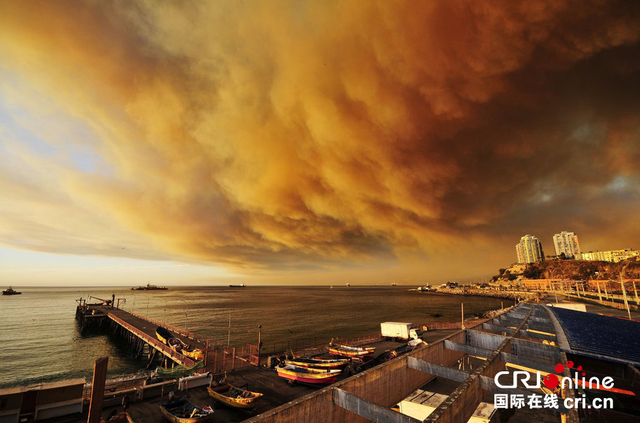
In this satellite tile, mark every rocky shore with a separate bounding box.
[432,287,542,303]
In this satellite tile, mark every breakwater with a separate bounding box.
[432,287,542,302]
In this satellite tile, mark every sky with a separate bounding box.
[1,0,639,286]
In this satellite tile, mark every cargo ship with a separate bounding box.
[131,283,168,291]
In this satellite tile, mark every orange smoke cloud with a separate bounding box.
[1,0,639,274]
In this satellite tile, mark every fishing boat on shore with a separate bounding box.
[156,326,175,345]
[132,283,168,291]
[275,364,342,385]
[2,287,21,295]
[285,357,350,369]
[207,384,263,408]
[327,341,375,358]
[181,343,204,360]
[229,283,246,288]
[159,398,214,423]
[155,327,204,360]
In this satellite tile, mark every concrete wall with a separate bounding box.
[0,379,85,423]
[0,391,21,423]
[35,400,83,420]
[138,380,178,401]
[467,330,505,351]
[178,373,211,390]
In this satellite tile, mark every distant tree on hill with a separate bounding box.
[523,267,542,279]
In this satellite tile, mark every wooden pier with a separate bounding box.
[76,300,210,368]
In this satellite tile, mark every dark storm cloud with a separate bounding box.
[1,0,639,274]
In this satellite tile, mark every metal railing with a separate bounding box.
[126,310,212,344]
[262,332,383,358]
[423,322,463,330]
[108,312,195,366]
[203,343,259,374]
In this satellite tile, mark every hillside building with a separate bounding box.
[516,234,545,263]
[553,231,581,258]
[578,248,639,263]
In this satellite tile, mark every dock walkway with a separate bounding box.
[77,303,209,367]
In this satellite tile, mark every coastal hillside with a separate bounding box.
[491,256,640,282]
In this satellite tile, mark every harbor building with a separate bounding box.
[553,231,581,258]
[515,234,544,263]
[578,248,640,263]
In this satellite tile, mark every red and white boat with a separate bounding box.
[275,364,341,385]
[327,342,375,358]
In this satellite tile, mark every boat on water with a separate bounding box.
[284,357,350,369]
[207,384,263,409]
[327,342,375,358]
[156,327,204,360]
[229,284,245,288]
[275,364,342,385]
[159,398,213,423]
[132,283,168,291]
[2,287,21,295]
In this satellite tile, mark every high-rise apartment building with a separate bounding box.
[553,231,580,258]
[516,234,545,263]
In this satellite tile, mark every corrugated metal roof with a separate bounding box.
[551,307,640,364]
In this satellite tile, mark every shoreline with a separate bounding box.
[426,287,542,302]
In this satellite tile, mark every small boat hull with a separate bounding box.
[156,327,203,359]
[159,398,213,423]
[183,348,204,361]
[207,385,263,409]
[327,344,375,358]
[275,365,341,385]
[285,358,350,369]
[100,411,134,423]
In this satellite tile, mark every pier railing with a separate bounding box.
[262,332,383,358]
[126,310,212,344]
[341,333,382,346]
[423,322,464,330]
[108,312,195,367]
[203,343,259,373]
